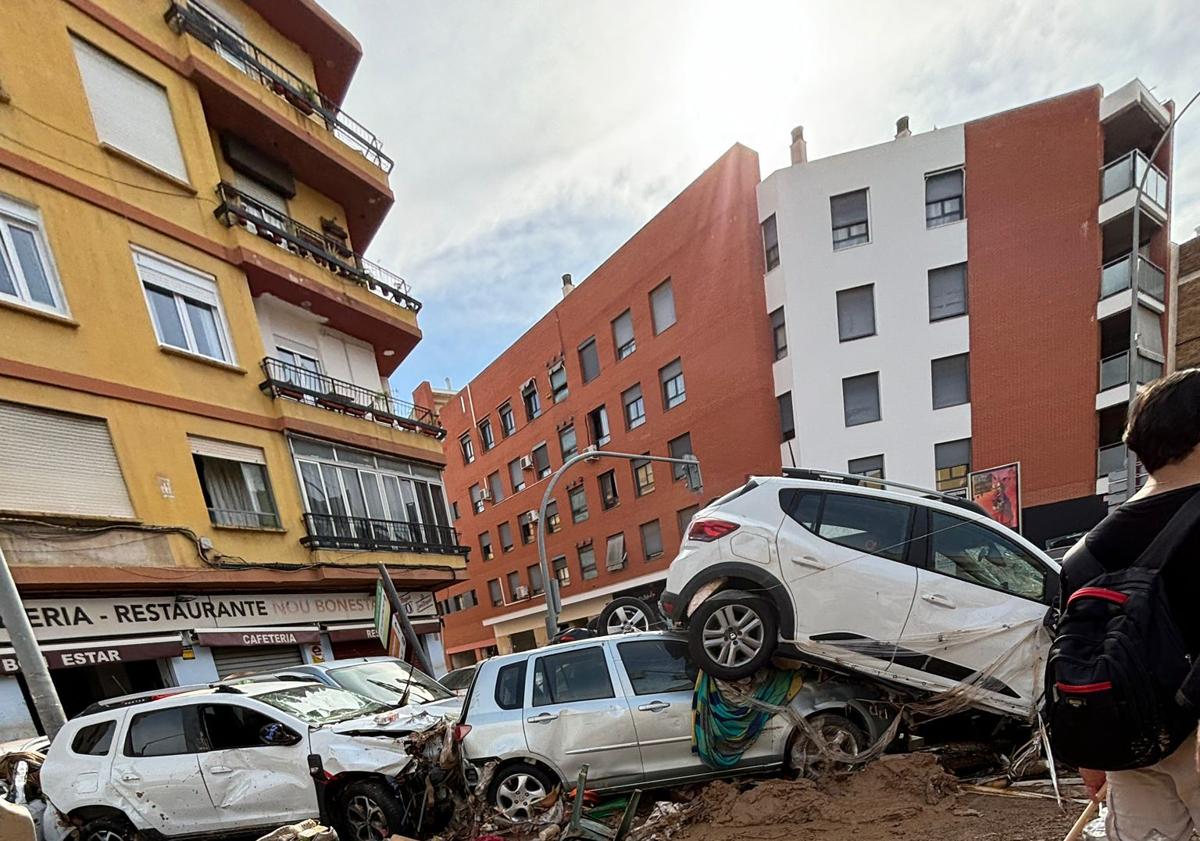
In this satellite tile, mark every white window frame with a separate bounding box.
[133,248,235,364]
[0,196,69,315]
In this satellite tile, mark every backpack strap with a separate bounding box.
[1134,487,1200,572]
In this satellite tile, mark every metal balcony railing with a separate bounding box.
[1100,253,1165,303]
[215,182,421,313]
[301,513,468,555]
[1097,442,1127,479]
[1101,149,1168,208]
[260,357,445,440]
[208,507,280,529]
[1098,351,1164,392]
[164,1,392,173]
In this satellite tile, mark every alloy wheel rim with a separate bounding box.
[87,832,125,841]
[496,772,549,821]
[794,723,860,777]
[701,603,765,668]
[607,604,650,634]
[345,794,389,841]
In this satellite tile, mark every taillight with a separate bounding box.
[688,519,739,542]
[453,723,473,743]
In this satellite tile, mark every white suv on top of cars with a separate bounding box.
[660,469,1060,720]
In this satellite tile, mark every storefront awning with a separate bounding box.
[0,634,184,675]
[194,626,321,647]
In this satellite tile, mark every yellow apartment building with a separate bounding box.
[0,0,466,735]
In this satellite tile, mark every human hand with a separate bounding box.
[1080,768,1107,799]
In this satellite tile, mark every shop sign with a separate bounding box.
[0,636,184,675]
[193,628,321,647]
[328,624,380,643]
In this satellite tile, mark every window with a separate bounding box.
[842,372,881,426]
[579,338,601,383]
[588,405,610,446]
[479,531,494,561]
[498,521,515,552]
[528,563,545,596]
[459,433,475,464]
[677,504,700,537]
[487,471,504,503]
[451,501,461,521]
[762,214,780,271]
[478,419,495,452]
[488,578,504,606]
[506,570,521,596]
[521,380,541,421]
[126,707,190,757]
[930,513,1045,601]
[612,310,636,359]
[72,37,187,181]
[848,454,885,479]
[618,639,697,695]
[640,519,664,560]
[623,384,646,429]
[499,402,516,437]
[469,483,484,513]
[929,263,967,321]
[632,458,655,496]
[599,470,620,509]
[553,555,570,587]
[815,493,913,563]
[533,647,613,706]
[200,704,294,751]
[668,433,694,480]
[605,532,626,570]
[931,353,970,409]
[579,545,598,579]
[549,364,569,403]
[836,285,876,341]
[0,197,67,313]
[546,500,562,533]
[830,189,869,250]
[770,307,787,360]
[508,458,526,493]
[559,424,578,460]
[935,438,972,492]
[778,392,795,442]
[190,439,279,529]
[650,280,676,334]
[926,168,964,228]
[72,720,116,756]
[135,249,233,363]
[494,661,526,709]
[519,510,537,545]
[660,359,686,410]
[531,443,551,479]
[568,485,589,523]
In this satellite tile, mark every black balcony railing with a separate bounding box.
[215,182,421,313]
[260,357,445,440]
[164,1,392,173]
[301,513,468,555]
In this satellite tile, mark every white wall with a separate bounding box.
[167,646,218,686]
[0,677,37,740]
[760,126,971,487]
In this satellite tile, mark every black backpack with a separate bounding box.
[1045,490,1200,771]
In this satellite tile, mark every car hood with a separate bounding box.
[326,696,459,735]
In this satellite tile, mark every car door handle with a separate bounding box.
[208,766,233,774]
[638,701,670,713]
[120,773,140,783]
[791,555,827,570]
[526,712,559,724]
[921,593,957,609]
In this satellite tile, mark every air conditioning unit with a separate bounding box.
[526,510,539,522]
[479,488,492,501]
[519,455,535,471]
[513,585,530,600]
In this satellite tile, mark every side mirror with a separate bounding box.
[259,722,300,747]
[1042,571,1061,607]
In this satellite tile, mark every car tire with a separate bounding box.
[338,778,414,841]
[489,762,559,822]
[598,596,659,636]
[786,712,867,779]
[687,589,778,680]
[78,816,137,841]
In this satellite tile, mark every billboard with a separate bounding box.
[968,462,1021,531]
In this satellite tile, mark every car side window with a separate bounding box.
[532,647,614,706]
[816,493,912,562]
[617,640,697,695]
[71,720,116,756]
[779,489,819,530]
[928,512,1047,602]
[494,661,527,710]
[199,704,296,751]
[125,707,192,757]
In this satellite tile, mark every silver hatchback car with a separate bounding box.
[455,631,890,820]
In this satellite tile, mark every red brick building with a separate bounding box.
[415,145,781,662]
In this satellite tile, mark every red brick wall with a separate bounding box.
[428,145,781,654]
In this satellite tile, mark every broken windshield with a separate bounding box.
[254,684,390,725]
[328,660,453,707]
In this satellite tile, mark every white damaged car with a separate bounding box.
[41,681,448,841]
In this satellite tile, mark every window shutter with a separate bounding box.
[928,264,967,320]
[935,438,972,470]
[842,373,881,426]
[0,401,134,517]
[187,435,266,464]
[650,281,676,334]
[836,286,875,340]
[926,169,963,202]
[830,190,868,226]
[605,533,626,570]
[613,312,634,348]
[931,354,970,409]
[579,339,600,382]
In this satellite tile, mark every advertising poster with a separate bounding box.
[969,462,1021,531]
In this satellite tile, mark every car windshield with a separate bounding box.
[254,684,390,725]
[441,667,475,691]
[328,661,454,707]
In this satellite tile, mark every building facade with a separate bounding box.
[761,81,1173,550]
[420,146,781,664]
[0,0,465,736]
[1175,234,1200,370]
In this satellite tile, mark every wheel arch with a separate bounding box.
[676,562,794,638]
[68,805,133,826]
[490,754,565,789]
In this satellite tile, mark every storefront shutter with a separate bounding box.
[210,645,304,679]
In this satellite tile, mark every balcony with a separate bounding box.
[260,357,445,440]
[1100,253,1165,303]
[1097,442,1127,480]
[1098,351,1162,391]
[301,513,468,555]
[1099,150,1168,227]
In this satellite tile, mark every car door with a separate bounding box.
[522,644,643,789]
[109,703,214,836]
[895,509,1054,716]
[195,701,318,831]
[775,489,919,672]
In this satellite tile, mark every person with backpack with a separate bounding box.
[1048,369,1200,840]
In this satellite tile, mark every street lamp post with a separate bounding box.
[534,448,702,640]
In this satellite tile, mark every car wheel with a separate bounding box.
[787,712,867,779]
[339,779,413,841]
[79,816,137,841]
[598,596,658,635]
[489,762,558,822]
[687,589,778,680]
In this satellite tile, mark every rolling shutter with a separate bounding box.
[0,401,134,517]
[210,645,304,679]
[187,435,266,465]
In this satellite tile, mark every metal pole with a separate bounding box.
[0,544,66,739]
[535,448,703,639]
[375,563,435,677]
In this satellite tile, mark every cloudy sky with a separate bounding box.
[319,0,1200,399]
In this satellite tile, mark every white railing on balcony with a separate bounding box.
[1101,149,1168,209]
[1099,253,1165,302]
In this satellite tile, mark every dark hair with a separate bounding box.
[1124,368,1200,473]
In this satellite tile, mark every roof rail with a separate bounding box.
[781,468,988,517]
